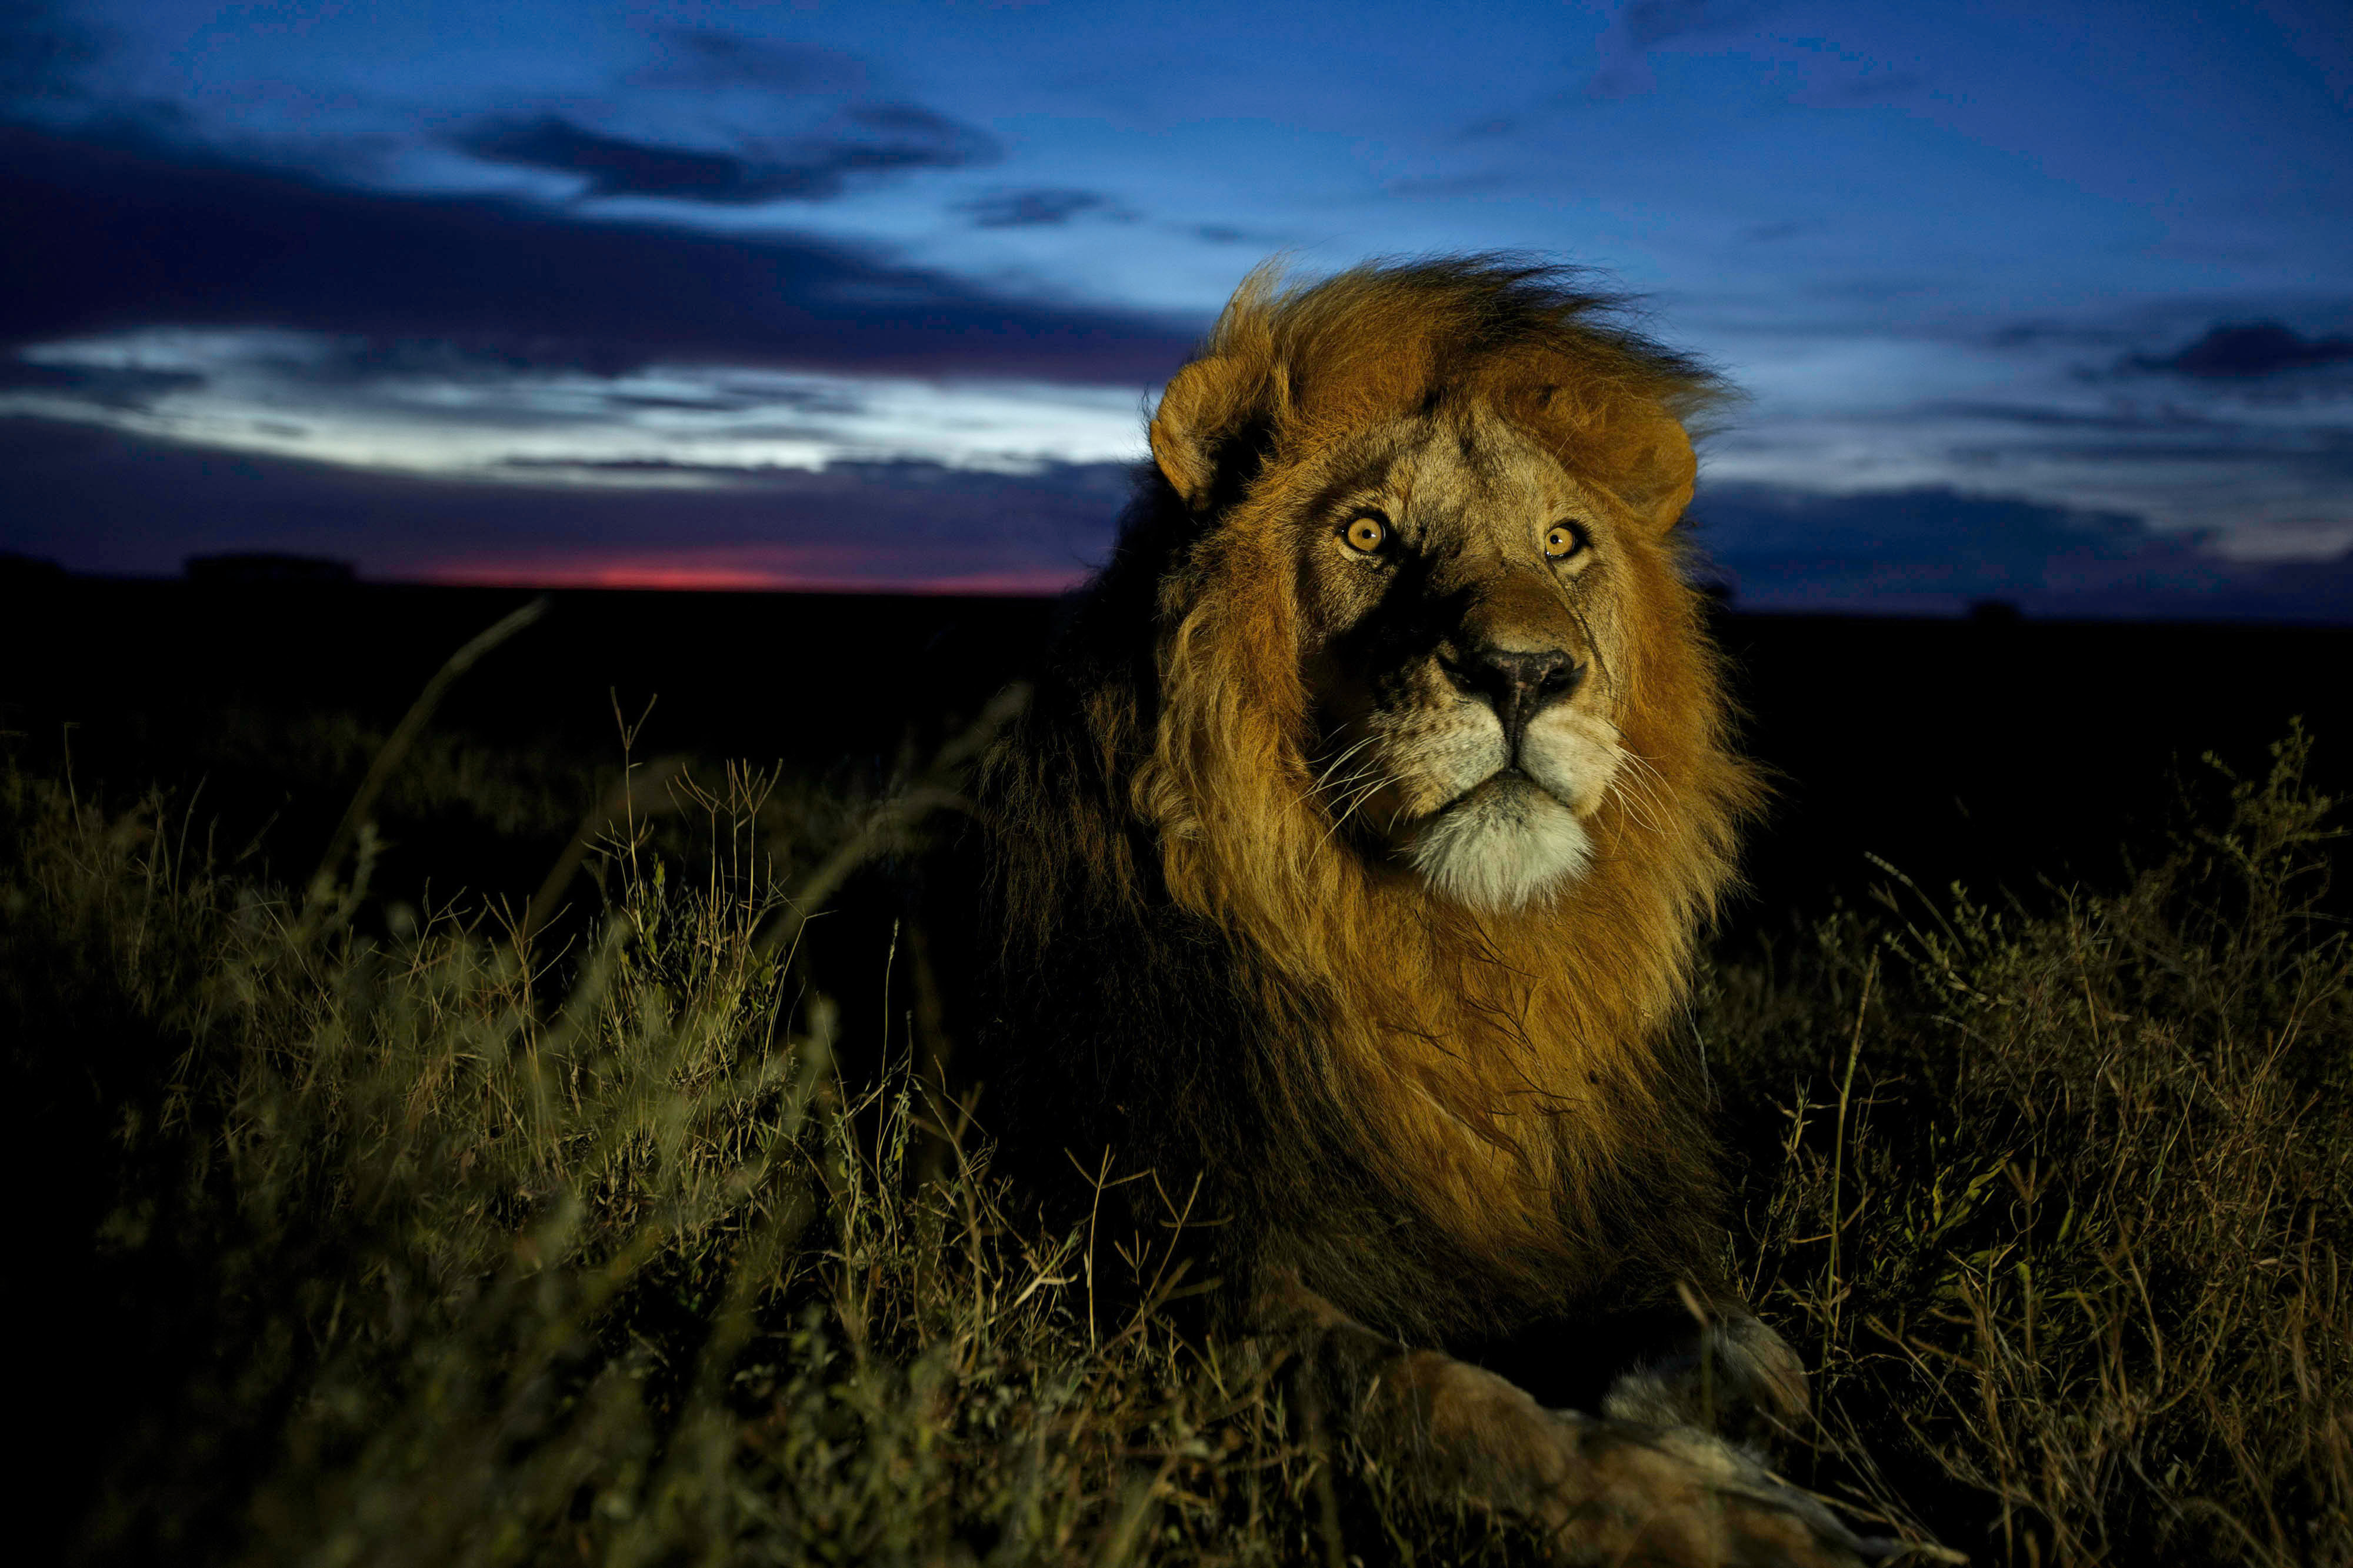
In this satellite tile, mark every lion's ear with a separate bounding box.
[1604,413,1699,533]
[1150,356,1273,509]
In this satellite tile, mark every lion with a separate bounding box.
[974,257,1888,1564]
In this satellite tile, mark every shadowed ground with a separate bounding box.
[3,579,2347,1564]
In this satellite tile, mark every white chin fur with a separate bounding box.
[1408,782,1592,911]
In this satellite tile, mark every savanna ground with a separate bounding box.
[5,593,2348,1567]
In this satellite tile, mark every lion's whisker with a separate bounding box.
[1321,772,1396,845]
[1319,762,1382,795]
[1312,733,1381,786]
[1609,749,1673,834]
[1295,736,1387,818]
[1612,765,1666,835]
[1620,748,1667,788]
[1329,774,1389,821]
[1310,766,1384,822]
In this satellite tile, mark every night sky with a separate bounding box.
[4,1,2349,615]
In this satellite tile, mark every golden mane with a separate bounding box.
[982,256,1760,1342]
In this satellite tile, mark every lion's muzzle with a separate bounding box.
[1438,643,1585,759]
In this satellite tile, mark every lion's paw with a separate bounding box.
[1385,1347,1927,1566]
[1535,1414,1913,1567]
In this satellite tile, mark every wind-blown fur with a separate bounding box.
[978,256,1763,1357]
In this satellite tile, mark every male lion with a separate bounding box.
[976,258,1885,1563]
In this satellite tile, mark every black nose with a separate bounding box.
[1442,646,1584,751]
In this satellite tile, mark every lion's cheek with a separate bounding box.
[1521,714,1625,820]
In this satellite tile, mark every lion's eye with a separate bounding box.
[1544,521,1589,561]
[1344,513,1390,554]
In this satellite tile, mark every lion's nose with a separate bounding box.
[1444,646,1584,751]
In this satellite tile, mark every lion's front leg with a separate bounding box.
[1259,1274,1888,1566]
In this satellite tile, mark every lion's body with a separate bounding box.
[979,257,1765,1363]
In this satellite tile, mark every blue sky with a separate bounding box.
[2,0,2349,612]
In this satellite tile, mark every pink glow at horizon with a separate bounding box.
[418,551,1091,596]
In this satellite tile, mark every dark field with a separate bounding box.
[11,576,2349,922]
[4,576,2348,1565]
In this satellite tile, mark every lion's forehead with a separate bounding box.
[1316,408,1594,545]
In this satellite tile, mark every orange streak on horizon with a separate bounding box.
[419,556,1091,595]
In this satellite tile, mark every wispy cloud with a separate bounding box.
[0,412,1134,590]
[1697,305,2353,561]
[3,327,1151,477]
[955,188,1131,229]
[0,0,97,108]
[451,108,999,205]
[628,29,868,93]
[0,356,202,409]
[0,123,1197,383]
[1689,481,2353,620]
[1588,0,1775,98]
[2127,321,2353,379]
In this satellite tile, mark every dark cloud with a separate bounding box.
[0,122,1199,383]
[1383,170,1514,198]
[0,356,202,409]
[454,118,781,203]
[602,382,866,416]
[452,109,998,205]
[1984,319,2132,350]
[0,413,1131,590]
[262,336,621,388]
[633,30,866,92]
[842,103,973,141]
[1591,4,1916,106]
[1617,0,1764,49]
[955,188,1126,228]
[1929,401,2225,432]
[1685,482,2351,620]
[493,456,791,478]
[1915,399,2353,533]
[1795,70,1927,106]
[1958,437,2353,478]
[0,0,100,105]
[2130,321,2353,379]
[1589,0,1771,95]
[1692,484,2159,571]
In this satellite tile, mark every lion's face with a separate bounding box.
[1290,405,1631,911]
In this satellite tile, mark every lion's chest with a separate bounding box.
[1319,980,1649,1269]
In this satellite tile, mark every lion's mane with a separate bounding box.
[978,257,1761,1347]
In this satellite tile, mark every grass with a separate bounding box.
[4,640,2347,1565]
[1704,730,2353,1565]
